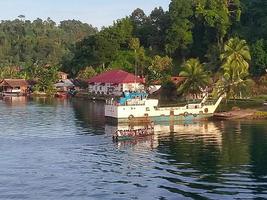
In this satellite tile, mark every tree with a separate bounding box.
[129,38,150,77]
[220,37,251,80]
[77,66,97,80]
[109,50,135,72]
[215,37,252,100]
[34,65,59,94]
[166,0,194,57]
[250,39,267,77]
[130,8,151,47]
[0,18,97,75]
[195,0,240,46]
[178,58,210,98]
[148,7,170,54]
[147,55,173,83]
[214,74,255,100]
[237,0,267,41]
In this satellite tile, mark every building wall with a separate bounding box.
[89,82,144,96]
[3,86,27,93]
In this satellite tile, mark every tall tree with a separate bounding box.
[220,37,251,80]
[215,37,252,100]
[147,55,173,84]
[166,0,194,58]
[250,39,267,77]
[148,7,170,54]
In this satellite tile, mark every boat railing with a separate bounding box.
[106,99,146,106]
[203,100,217,106]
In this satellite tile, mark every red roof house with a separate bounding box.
[88,70,144,84]
[88,70,145,96]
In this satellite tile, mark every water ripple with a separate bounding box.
[0,98,267,199]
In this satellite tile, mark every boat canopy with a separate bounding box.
[119,91,148,105]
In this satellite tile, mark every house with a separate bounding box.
[54,71,74,92]
[0,79,29,96]
[54,79,75,92]
[88,70,145,96]
[58,71,68,80]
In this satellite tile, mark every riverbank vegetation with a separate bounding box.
[0,0,266,100]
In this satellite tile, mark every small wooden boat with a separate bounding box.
[112,127,154,142]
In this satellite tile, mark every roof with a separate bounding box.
[0,79,29,87]
[54,79,74,87]
[88,70,144,84]
[58,71,68,76]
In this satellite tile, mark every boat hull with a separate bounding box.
[105,97,223,123]
[106,113,213,123]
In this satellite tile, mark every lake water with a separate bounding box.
[0,97,267,200]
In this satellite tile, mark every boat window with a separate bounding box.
[146,107,150,111]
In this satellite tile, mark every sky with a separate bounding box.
[0,0,170,28]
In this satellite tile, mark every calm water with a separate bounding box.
[0,97,267,200]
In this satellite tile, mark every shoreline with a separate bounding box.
[214,108,267,120]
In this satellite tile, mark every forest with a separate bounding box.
[0,0,266,97]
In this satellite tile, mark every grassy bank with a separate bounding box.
[217,99,263,112]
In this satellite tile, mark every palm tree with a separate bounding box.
[220,37,251,80]
[217,37,252,100]
[214,75,255,100]
[178,58,210,99]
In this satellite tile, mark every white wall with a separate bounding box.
[89,82,144,96]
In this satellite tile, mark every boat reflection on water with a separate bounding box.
[156,121,223,148]
[105,121,223,150]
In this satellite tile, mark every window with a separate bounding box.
[146,107,150,111]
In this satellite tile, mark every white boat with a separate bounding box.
[105,92,223,123]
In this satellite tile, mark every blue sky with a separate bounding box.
[0,0,170,28]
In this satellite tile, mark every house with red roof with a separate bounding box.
[88,69,145,96]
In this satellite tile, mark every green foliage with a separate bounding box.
[237,0,267,41]
[147,55,173,83]
[220,37,251,80]
[178,58,210,98]
[109,51,135,72]
[214,76,255,100]
[250,39,267,77]
[0,18,97,69]
[34,65,59,94]
[63,18,134,75]
[77,66,97,80]
[166,0,194,55]
[128,37,151,76]
[0,67,21,79]
[195,0,240,44]
[215,37,253,99]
